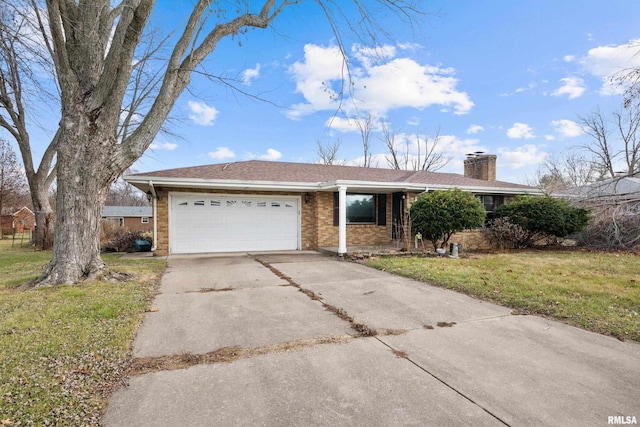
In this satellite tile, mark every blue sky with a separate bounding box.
[11,1,640,184]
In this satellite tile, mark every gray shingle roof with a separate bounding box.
[102,206,152,218]
[128,160,534,191]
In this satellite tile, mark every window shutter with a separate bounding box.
[377,194,387,226]
[333,192,339,226]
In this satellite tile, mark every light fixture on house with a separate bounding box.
[146,191,153,202]
[304,193,311,204]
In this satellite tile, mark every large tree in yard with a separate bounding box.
[22,0,421,286]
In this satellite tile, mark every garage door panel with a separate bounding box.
[170,194,300,254]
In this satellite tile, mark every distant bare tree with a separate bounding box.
[0,2,58,248]
[579,105,640,179]
[316,139,342,165]
[382,121,405,169]
[611,41,640,110]
[383,123,450,171]
[106,174,149,207]
[354,112,376,167]
[613,106,640,175]
[536,152,597,193]
[0,139,27,216]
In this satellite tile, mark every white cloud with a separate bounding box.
[552,77,586,99]
[242,63,261,85]
[498,145,547,169]
[149,141,178,151]
[260,148,282,161]
[326,115,383,133]
[551,119,584,138]
[188,100,219,126]
[287,43,473,119]
[577,39,640,95]
[406,116,420,126]
[507,123,535,139]
[287,44,344,119]
[119,110,143,126]
[326,116,360,132]
[467,125,484,134]
[208,147,235,159]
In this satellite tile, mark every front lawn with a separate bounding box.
[0,240,165,425]
[366,250,640,342]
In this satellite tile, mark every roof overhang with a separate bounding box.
[124,176,429,194]
[124,175,540,196]
[425,183,545,196]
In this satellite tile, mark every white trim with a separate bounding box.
[12,206,34,216]
[125,175,539,196]
[338,186,347,255]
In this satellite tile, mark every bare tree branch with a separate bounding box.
[316,138,342,165]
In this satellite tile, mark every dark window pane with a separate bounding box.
[346,194,376,223]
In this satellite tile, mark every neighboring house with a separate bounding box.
[124,154,541,256]
[1,207,35,236]
[101,206,153,233]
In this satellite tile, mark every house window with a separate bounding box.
[476,195,504,219]
[346,194,376,223]
[141,217,149,224]
[333,193,387,226]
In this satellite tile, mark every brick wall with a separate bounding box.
[315,192,392,247]
[123,217,153,233]
[463,154,497,181]
[153,188,394,255]
[419,230,491,251]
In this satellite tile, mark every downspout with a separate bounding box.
[149,181,158,252]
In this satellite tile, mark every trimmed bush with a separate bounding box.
[493,195,590,248]
[410,188,486,250]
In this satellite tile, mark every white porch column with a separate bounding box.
[338,185,347,255]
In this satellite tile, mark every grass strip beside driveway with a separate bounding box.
[0,242,165,426]
[366,250,640,342]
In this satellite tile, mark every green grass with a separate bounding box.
[366,250,640,342]
[0,240,165,425]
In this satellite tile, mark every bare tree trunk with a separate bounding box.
[31,186,54,250]
[36,110,117,286]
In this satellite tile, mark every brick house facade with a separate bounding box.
[1,207,35,236]
[125,157,540,256]
[102,206,153,233]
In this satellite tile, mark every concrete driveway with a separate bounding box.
[103,252,640,426]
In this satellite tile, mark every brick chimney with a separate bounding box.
[464,153,496,181]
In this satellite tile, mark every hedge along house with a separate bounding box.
[124,154,540,256]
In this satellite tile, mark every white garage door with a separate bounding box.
[170,193,300,254]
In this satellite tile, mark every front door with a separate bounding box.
[392,192,405,240]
